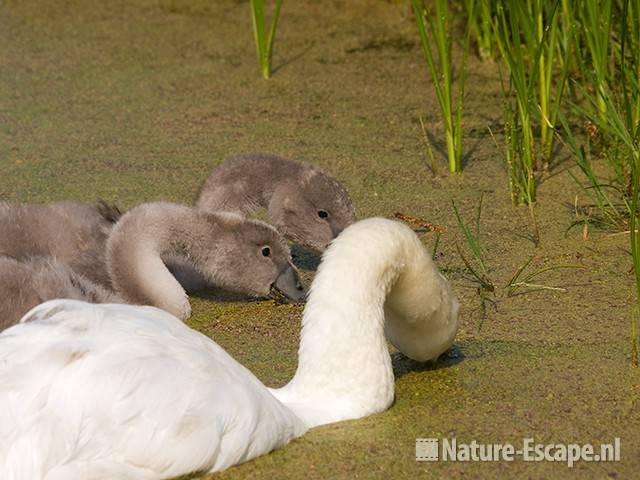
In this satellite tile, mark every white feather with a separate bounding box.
[0,218,459,479]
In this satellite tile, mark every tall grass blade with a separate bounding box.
[562,0,640,364]
[250,0,283,79]
[411,0,471,173]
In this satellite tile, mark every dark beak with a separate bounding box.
[330,222,344,238]
[270,263,307,303]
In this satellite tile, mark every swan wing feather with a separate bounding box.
[0,300,305,480]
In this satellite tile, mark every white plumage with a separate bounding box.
[0,218,459,479]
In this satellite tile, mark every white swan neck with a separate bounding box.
[272,228,404,427]
[383,247,459,363]
[271,219,459,428]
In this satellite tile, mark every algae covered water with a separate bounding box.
[1,0,638,478]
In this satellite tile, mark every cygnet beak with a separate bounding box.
[330,223,344,238]
[270,264,307,304]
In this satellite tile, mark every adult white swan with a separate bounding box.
[0,218,459,479]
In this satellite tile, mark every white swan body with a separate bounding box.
[0,301,304,479]
[0,218,459,479]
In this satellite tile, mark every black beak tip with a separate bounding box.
[268,283,307,305]
[287,283,307,304]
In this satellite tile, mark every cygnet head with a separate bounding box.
[269,168,356,253]
[107,204,306,318]
[212,213,307,302]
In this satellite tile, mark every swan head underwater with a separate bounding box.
[0,217,459,479]
[107,203,306,319]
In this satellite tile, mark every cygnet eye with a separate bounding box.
[318,210,329,219]
[261,246,271,257]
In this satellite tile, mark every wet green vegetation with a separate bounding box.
[1,0,639,477]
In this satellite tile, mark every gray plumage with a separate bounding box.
[0,256,121,330]
[195,153,356,253]
[106,202,305,320]
[0,200,305,323]
[0,201,117,288]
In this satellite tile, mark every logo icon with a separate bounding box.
[416,438,439,461]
